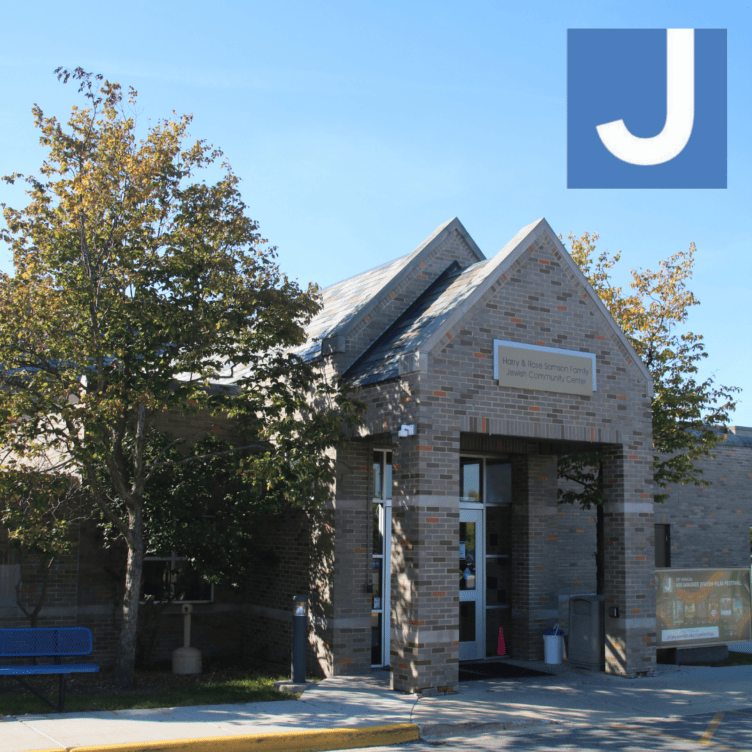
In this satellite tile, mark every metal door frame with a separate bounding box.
[459,505,484,660]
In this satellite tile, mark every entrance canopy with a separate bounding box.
[305,218,656,692]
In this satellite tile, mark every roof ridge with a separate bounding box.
[341,261,463,383]
[296,217,483,362]
[319,252,410,294]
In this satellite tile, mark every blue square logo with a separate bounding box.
[567,29,726,189]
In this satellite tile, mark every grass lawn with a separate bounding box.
[0,657,305,716]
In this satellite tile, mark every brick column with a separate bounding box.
[389,431,459,695]
[328,441,372,676]
[511,454,559,660]
[602,444,657,677]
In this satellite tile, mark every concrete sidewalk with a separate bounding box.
[2,659,752,752]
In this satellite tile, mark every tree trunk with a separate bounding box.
[113,507,144,689]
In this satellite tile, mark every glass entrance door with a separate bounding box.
[459,508,484,660]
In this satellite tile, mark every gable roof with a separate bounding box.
[343,259,486,386]
[340,217,654,395]
[294,217,484,361]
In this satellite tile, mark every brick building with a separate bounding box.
[2,217,750,693]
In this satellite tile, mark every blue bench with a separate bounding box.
[0,627,100,711]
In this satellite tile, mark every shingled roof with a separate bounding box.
[294,253,415,361]
[342,259,490,386]
[294,217,654,394]
[293,218,484,362]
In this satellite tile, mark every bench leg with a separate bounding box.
[12,677,57,712]
[59,674,66,712]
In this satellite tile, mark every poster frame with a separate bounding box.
[655,566,752,648]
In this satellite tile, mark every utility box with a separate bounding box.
[568,595,604,671]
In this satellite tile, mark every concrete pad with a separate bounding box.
[273,680,308,694]
[21,713,233,748]
[412,663,752,734]
[1,660,751,752]
[0,714,65,752]
[298,675,417,727]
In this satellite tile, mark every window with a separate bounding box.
[460,457,511,504]
[460,458,482,502]
[372,450,392,666]
[655,524,671,568]
[141,516,215,604]
[141,553,213,603]
[485,459,511,505]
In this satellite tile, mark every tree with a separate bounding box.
[557,232,740,593]
[97,432,285,668]
[0,458,87,627]
[0,69,360,688]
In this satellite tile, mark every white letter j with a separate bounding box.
[596,28,695,166]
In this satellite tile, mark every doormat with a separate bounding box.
[459,662,553,681]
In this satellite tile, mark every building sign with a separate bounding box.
[493,340,596,396]
[656,568,751,647]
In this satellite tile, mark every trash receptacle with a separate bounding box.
[542,623,565,664]
[568,595,604,671]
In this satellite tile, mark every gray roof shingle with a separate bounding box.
[343,258,491,386]
[294,252,415,361]
[293,217,482,362]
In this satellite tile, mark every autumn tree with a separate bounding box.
[0,69,360,688]
[558,232,739,593]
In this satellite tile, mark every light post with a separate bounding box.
[292,595,309,684]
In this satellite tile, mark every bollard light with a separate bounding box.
[294,595,309,617]
[291,594,309,684]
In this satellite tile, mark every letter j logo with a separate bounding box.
[567,28,727,188]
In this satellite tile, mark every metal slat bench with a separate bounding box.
[0,627,100,711]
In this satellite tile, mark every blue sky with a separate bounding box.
[1,1,749,423]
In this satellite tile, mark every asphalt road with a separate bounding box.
[361,706,752,751]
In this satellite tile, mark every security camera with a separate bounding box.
[398,424,416,438]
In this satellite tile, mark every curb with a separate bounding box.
[26,723,420,752]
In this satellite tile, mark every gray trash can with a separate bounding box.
[568,595,604,671]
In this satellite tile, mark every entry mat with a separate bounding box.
[459,661,553,681]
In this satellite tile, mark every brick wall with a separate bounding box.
[551,435,752,640]
[510,455,559,660]
[655,435,752,571]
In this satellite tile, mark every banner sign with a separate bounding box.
[493,339,596,396]
[656,568,751,647]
